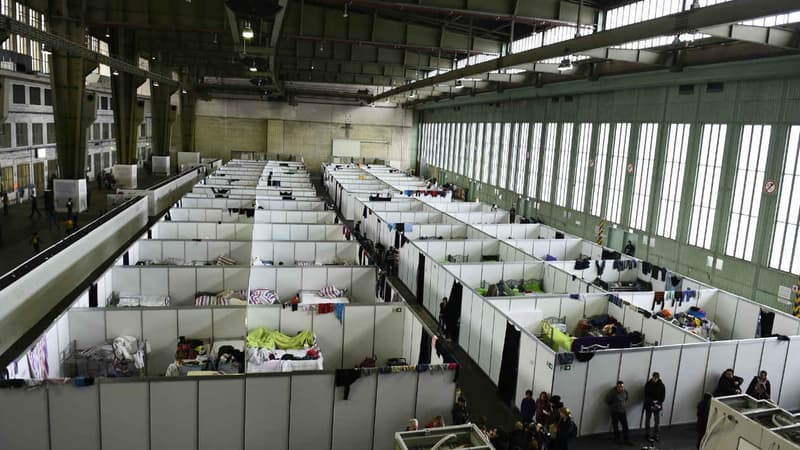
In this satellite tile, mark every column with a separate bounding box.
[109,29,146,166]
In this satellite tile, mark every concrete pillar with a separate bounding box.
[150,61,177,156]
[47,3,94,179]
[179,74,197,152]
[109,29,146,165]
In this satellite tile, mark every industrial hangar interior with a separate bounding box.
[1,0,800,449]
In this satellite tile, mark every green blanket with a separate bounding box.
[542,321,574,353]
[246,328,315,350]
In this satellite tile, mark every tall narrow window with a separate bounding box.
[726,124,771,261]
[526,123,543,199]
[474,123,485,180]
[572,124,593,212]
[688,124,727,249]
[629,123,659,231]
[447,123,455,171]
[489,123,501,186]
[481,123,493,183]
[605,123,631,223]
[508,124,520,190]
[434,123,442,167]
[771,126,800,273]
[656,124,691,239]
[464,123,477,179]
[590,123,611,216]
[515,124,530,194]
[554,123,574,206]
[499,123,512,188]
[459,123,469,175]
[539,123,558,202]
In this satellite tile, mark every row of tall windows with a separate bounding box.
[418,121,799,271]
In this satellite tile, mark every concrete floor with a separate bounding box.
[0,168,167,274]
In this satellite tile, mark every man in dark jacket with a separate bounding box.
[520,390,535,425]
[713,368,743,397]
[605,381,632,446]
[643,372,666,441]
[452,397,469,425]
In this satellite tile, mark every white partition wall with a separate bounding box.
[0,370,456,450]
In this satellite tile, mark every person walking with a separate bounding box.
[520,390,536,425]
[438,297,448,334]
[643,372,666,442]
[746,370,771,400]
[605,380,633,446]
[29,191,41,218]
[30,231,40,254]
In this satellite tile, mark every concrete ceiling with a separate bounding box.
[17,0,800,105]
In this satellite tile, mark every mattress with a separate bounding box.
[245,348,324,373]
[299,290,350,305]
[116,295,170,307]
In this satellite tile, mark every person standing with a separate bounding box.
[746,370,771,400]
[30,231,40,254]
[2,191,8,215]
[509,206,517,224]
[45,193,58,230]
[452,396,469,425]
[696,393,712,449]
[29,191,41,218]
[623,240,636,257]
[66,197,73,219]
[520,390,536,425]
[643,372,666,441]
[552,408,577,450]
[438,297,448,334]
[535,392,553,426]
[605,380,633,446]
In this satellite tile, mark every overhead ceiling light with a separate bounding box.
[104,28,110,38]
[242,21,254,40]
[153,80,160,87]
[249,63,258,72]
[151,55,157,60]
[674,32,695,43]
[181,88,188,94]
[112,69,119,76]
[408,91,416,99]
[343,2,349,18]
[212,33,219,45]
[557,57,573,72]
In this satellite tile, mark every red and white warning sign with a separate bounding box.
[765,180,777,195]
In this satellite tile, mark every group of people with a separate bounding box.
[518,390,578,450]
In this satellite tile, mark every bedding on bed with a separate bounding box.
[249,288,279,304]
[245,328,322,373]
[476,279,543,297]
[112,293,171,307]
[300,290,349,305]
[194,289,248,306]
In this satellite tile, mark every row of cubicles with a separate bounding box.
[1,159,455,450]
[329,163,800,439]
